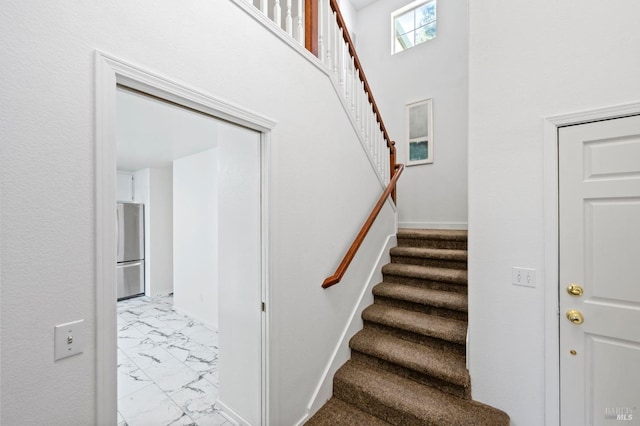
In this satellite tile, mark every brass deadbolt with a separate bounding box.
[566,284,584,296]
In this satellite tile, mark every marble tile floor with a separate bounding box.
[118,295,232,426]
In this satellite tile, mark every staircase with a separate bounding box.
[306,229,509,425]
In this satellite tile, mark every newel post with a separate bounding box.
[390,142,397,203]
[305,0,318,56]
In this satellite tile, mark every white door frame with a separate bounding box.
[542,101,640,426]
[95,51,275,425]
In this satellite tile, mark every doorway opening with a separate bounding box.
[96,52,275,426]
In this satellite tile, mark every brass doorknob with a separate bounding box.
[566,310,584,325]
[566,284,584,296]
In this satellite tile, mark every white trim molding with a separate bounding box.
[95,51,274,426]
[542,101,640,426]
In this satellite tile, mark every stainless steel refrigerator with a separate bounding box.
[117,202,145,300]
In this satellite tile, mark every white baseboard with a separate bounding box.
[398,221,468,230]
[216,399,243,426]
[303,234,397,421]
[293,413,309,426]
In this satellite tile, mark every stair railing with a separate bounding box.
[307,0,402,288]
[245,0,402,287]
[306,0,398,192]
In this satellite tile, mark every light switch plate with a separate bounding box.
[512,267,536,288]
[54,319,84,361]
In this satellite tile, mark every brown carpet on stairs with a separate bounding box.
[306,229,509,426]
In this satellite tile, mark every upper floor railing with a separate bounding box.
[246,0,398,193]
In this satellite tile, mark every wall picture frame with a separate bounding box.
[405,98,433,166]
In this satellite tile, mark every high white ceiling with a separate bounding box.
[348,0,378,11]
[116,88,220,171]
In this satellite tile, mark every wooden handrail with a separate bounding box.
[322,164,405,289]
[303,0,403,288]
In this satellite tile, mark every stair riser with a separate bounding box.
[397,238,467,250]
[374,296,467,321]
[391,255,467,270]
[333,376,440,426]
[382,274,467,294]
[350,352,471,400]
[363,322,466,356]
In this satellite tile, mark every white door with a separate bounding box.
[217,123,263,425]
[559,115,640,425]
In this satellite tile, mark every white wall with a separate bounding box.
[134,167,174,297]
[173,149,219,329]
[467,1,640,425]
[337,0,358,41]
[0,1,396,424]
[355,0,469,228]
[148,167,174,297]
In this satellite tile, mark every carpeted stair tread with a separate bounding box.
[334,361,510,426]
[373,282,468,312]
[397,228,468,241]
[382,263,467,285]
[362,304,466,344]
[350,327,470,388]
[307,228,509,424]
[304,397,392,425]
[390,246,467,261]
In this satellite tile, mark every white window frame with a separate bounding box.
[405,98,433,166]
[391,0,437,55]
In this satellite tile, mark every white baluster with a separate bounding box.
[338,28,345,88]
[274,1,282,28]
[325,3,332,68]
[333,15,339,76]
[286,0,293,36]
[329,14,336,73]
[361,84,367,137]
[296,0,304,44]
[351,58,356,113]
[367,109,372,152]
[378,131,384,176]
[366,102,372,143]
[343,43,349,98]
[318,0,324,62]
[260,0,267,15]
[374,128,379,173]
[363,101,369,144]
[356,77,361,124]
[372,118,378,169]
[345,51,352,105]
